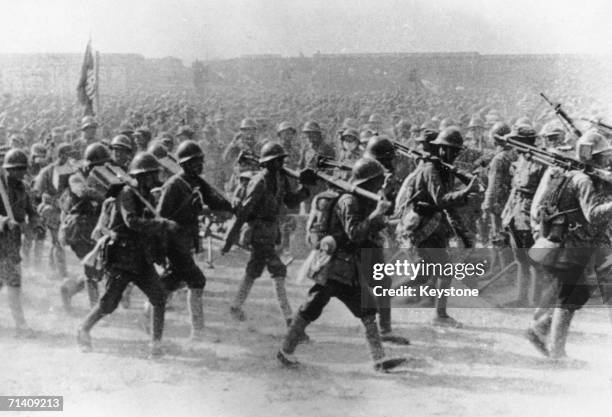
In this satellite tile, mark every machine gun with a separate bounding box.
[540,93,582,139]
[314,154,353,171]
[391,139,483,191]
[581,117,612,134]
[495,134,612,185]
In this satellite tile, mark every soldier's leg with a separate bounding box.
[60,277,85,312]
[2,260,32,335]
[335,281,407,371]
[133,270,166,356]
[49,228,67,278]
[230,249,265,321]
[266,246,292,321]
[78,270,130,351]
[278,283,331,366]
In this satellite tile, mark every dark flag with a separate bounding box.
[76,40,97,116]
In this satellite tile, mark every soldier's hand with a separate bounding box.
[6,220,19,231]
[466,176,479,193]
[298,168,318,186]
[372,199,392,218]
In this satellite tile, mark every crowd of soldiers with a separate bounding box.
[1,87,612,372]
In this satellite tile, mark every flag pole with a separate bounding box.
[95,50,100,117]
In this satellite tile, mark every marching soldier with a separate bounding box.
[77,152,177,357]
[298,120,335,170]
[395,127,479,327]
[0,149,42,337]
[481,122,514,241]
[501,125,547,306]
[277,158,407,371]
[527,131,612,360]
[157,140,233,340]
[276,122,300,252]
[223,118,260,196]
[337,128,362,167]
[59,143,109,312]
[362,136,410,344]
[225,142,310,328]
[33,143,74,279]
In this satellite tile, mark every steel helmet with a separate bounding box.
[415,128,439,143]
[129,152,160,176]
[350,157,385,186]
[364,135,396,160]
[259,142,288,163]
[110,134,133,151]
[302,120,322,134]
[439,118,456,130]
[30,143,46,158]
[431,127,464,149]
[81,116,98,130]
[84,143,111,166]
[56,143,73,157]
[239,118,257,130]
[508,124,537,145]
[147,141,168,159]
[276,121,296,135]
[576,129,612,162]
[2,148,28,169]
[467,115,485,129]
[176,140,204,164]
[368,113,383,124]
[340,128,360,141]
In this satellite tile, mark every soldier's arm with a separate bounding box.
[577,175,612,224]
[282,176,310,209]
[482,155,502,211]
[235,175,264,221]
[119,188,167,236]
[157,180,181,218]
[197,178,233,212]
[337,195,386,245]
[424,166,468,209]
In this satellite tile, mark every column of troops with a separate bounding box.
[1,109,611,371]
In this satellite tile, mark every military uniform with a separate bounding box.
[58,168,104,308]
[482,149,517,239]
[230,165,309,322]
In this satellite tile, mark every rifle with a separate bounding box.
[315,154,353,171]
[540,93,582,139]
[391,140,483,191]
[581,117,612,133]
[222,151,385,253]
[495,134,612,185]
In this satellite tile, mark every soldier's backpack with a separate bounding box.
[528,167,579,267]
[305,190,341,248]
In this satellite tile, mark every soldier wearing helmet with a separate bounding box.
[481,122,516,240]
[278,157,407,372]
[466,115,486,151]
[33,142,75,279]
[110,135,133,172]
[157,140,232,341]
[78,152,178,358]
[337,127,361,169]
[526,130,612,361]
[500,124,547,307]
[80,116,98,144]
[222,118,261,195]
[134,126,152,153]
[395,127,479,328]
[58,143,111,312]
[226,141,310,332]
[0,148,41,337]
[299,120,336,170]
[540,121,568,154]
[276,121,299,167]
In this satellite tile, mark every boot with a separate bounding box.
[230,276,255,321]
[273,276,293,321]
[362,315,407,372]
[188,288,205,341]
[279,313,309,366]
[7,287,33,336]
[77,328,93,352]
[286,317,310,344]
[548,307,574,360]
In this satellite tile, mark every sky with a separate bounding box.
[1,0,612,63]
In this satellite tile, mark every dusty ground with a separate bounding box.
[2,247,612,417]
